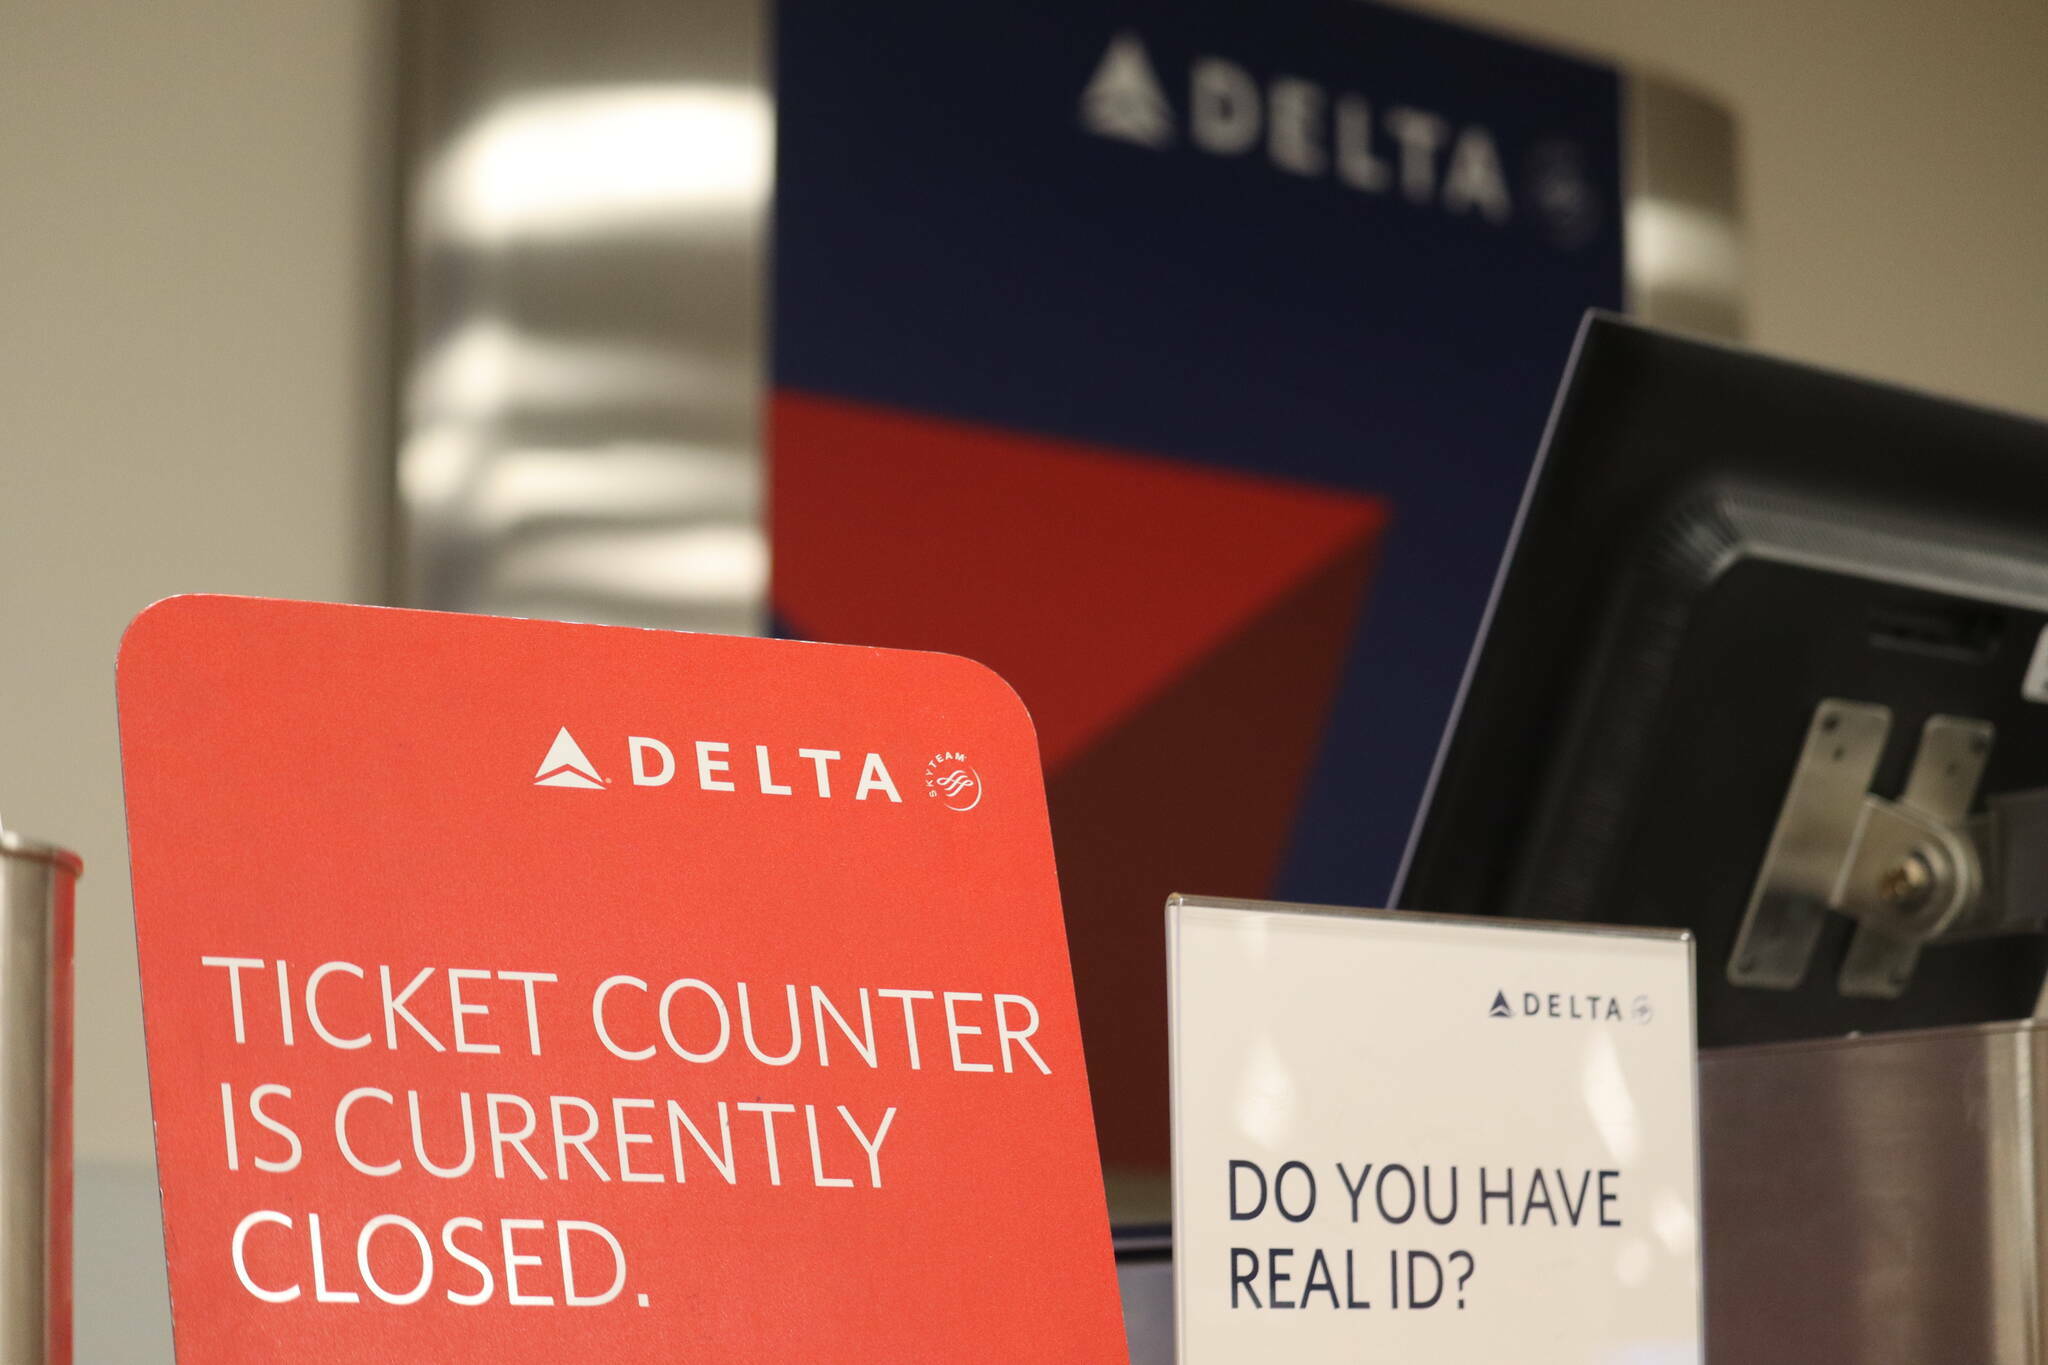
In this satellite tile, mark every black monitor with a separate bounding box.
[1394,313,2048,1047]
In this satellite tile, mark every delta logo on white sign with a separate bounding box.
[1078,30,1601,246]
[533,727,981,810]
[1488,989,1654,1024]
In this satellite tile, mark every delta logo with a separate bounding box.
[1078,30,1603,247]
[533,728,609,789]
[532,727,984,811]
[1488,989,1654,1024]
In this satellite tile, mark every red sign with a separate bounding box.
[118,597,1126,1361]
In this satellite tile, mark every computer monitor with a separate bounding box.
[1394,313,2048,1046]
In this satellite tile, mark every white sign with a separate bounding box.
[1168,897,1700,1364]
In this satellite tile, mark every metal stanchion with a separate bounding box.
[0,823,77,1364]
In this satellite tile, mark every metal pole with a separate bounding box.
[0,826,78,1365]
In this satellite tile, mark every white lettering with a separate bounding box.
[232,1211,299,1303]
[806,1105,854,1189]
[855,753,901,802]
[306,961,371,1049]
[250,1084,302,1172]
[755,745,793,795]
[736,1101,796,1186]
[628,736,675,786]
[409,1090,477,1178]
[309,1213,358,1303]
[944,991,994,1073]
[380,965,445,1051]
[695,741,735,791]
[501,1219,553,1306]
[202,956,263,1044]
[994,994,1052,1075]
[220,1083,239,1171]
[738,982,802,1065]
[1443,126,1511,221]
[1268,77,1325,176]
[659,978,732,1063]
[841,1105,897,1189]
[1383,105,1448,203]
[594,976,656,1061]
[877,988,934,1069]
[336,1087,400,1177]
[1335,95,1389,191]
[357,1216,433,1306]
[559,1222,628,1307]
[799,747,841,797]
[811,986,878,1067]
[447,968,498,1054]
[275,960,295,1046]
[442,1218,494,1306]
[488,1093,548,1180]
[497,970,555,1055]
[1191,57,1260,154]
[550,1096,611,1181]
[613,1098,661,1183]
[667,1100,737,1184]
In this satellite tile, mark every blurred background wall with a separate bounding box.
[0,2,393,1356]
[0,0,2042,1356]
[1429,0,2048,416]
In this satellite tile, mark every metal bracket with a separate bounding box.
[1730,701,1995,999]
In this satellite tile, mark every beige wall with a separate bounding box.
[0,1,390,1356]
[0,0,2042,1357]
[1410,0,2048,421]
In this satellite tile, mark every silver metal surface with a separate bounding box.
[1624,74,1745,340]
[0,830,77,1364]
[1732,703,2013,997]
[394,0,772,633]
[1902,715,1996,820]
[1729,700,1891,988]
[1836,715,1993,996]
[1832,804,1958,995]
[1117,1245,1175,1365]
[1700,1020,2048,1363]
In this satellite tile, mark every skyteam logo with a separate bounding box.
[1076,29,1593,239]
[534,727,607,789]
[1489,988,1652,1024]
[922,752,984,813]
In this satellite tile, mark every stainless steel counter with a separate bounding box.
[1700,1019,2046,1363]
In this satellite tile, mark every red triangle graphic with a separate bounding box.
[771,391,1390,770]
[1051,537,1381,1167]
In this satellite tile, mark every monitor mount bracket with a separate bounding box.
[1730,698,2048,999]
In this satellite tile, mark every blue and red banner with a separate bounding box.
[771,0,1624,1167]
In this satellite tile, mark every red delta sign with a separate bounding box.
[118,596,1125,1362]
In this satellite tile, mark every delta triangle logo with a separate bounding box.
[534,727,606,789]
[1488,990,1514,1019]
[1079,31,1174,149]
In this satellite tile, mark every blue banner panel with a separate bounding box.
[772,0,1623,1170]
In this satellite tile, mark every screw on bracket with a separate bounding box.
[1878,852,1935,911]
